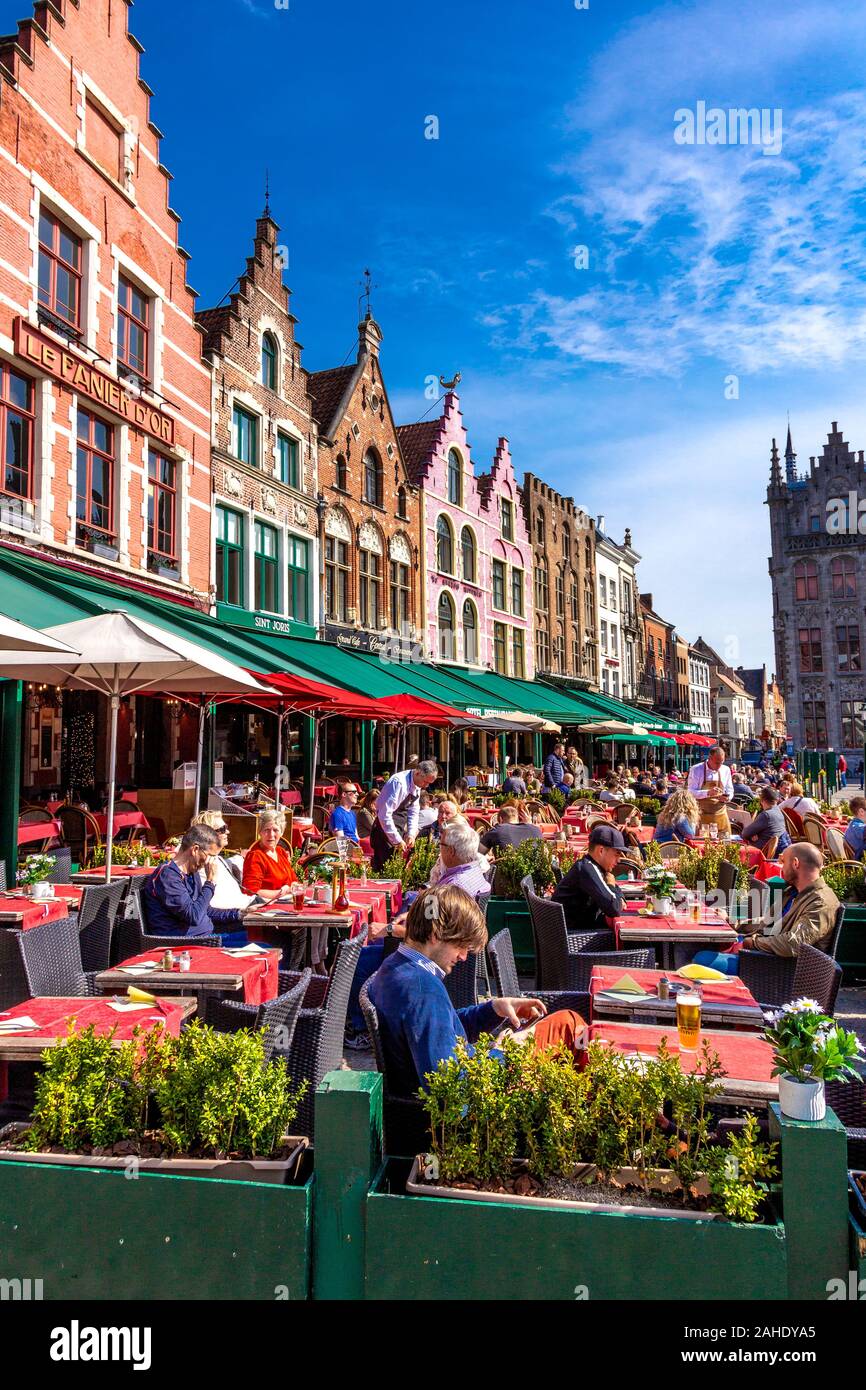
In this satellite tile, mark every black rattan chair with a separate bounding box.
[0,860,6,891]
[276,929,367,1138]
[790,943,843,1016]
[716,859,738,910]
[45,848,72,885]
[486,928,590,1016]
[77,879,128,972]
[114,891,220,960]
[443,952,481,1010]
[825,1081,866,1169]
[13,915,95,1000]
[520,874,614,989]
[739,907,845,1008]
[205,968,312,1063]
[359,978,430,1156]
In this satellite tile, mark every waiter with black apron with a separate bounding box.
[370,759,440,870]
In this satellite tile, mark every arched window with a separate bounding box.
[363,449,383,507]
[461,525,476,583]
[562,523,571,560]
[447,448,462,506]
[831,555,856,599]
[438,591,455,660]
[397,486,408,519]
[535,507,545,545]
[794,559,818,601]
[436,515,454,573]
[335,455,347,491]
[462,599,478,664]
[261,333,277,390]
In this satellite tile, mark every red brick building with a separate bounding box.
[0,0,212,790]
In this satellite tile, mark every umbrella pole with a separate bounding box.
[308,716,320,820]
[194,695,206,815]
[104,685,120,884]
[445,730,451,791]
[274,702,284,803]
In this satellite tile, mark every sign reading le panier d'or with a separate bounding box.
[14,318,175,446]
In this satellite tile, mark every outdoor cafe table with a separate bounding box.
[365,877,403,913]
[585,1020,778,1106]
[0,995,195,1098]
[91,809,151,835]
[71,865,156,885]
[95,944,282,1006]
[0,884,82,930]
[588,966,763,1029]
[279,789,303,807]
[17,819,63,848]
[243,900,365,966]
[612,904,737,970]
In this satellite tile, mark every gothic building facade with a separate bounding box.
[768,423,866,755]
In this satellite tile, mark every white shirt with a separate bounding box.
[781,795,820,817]
[687,761,734,801]
[375,769,421,846]
[418,806,438,830]
[198,856,255,911]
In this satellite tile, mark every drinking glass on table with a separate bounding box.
[676,991,702,1051]
[292,880,307,912]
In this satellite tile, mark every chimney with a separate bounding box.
[596,514,605,532]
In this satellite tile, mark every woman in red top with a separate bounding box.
[242,811,297,900]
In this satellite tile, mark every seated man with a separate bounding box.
[843,796,866,861]
[416,790,439,833]
[367,885,586,1095]
[480,804,542,854]
[598,775,624,805]
[328,781,360,842]
[502,765,528,797]
[429,819,492,900]
[551,823,625,932]
[141,825,246,941]
[691,842,840,973]
[741,786,790,854]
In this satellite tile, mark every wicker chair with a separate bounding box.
[56,805,102,866]
[614,803,635,826]
[738,908,844,1008]
[761,834,780,861]
[782,809,805,842]
[359,979,430,1156]
[790,943,842,1014]
[485,929,590,1015]
[114,890,219,961]
[570,948,655,991]
[275,929,367,1138]
[77,879,129,972]
[824,1081,866,1169]
[825,826,847,861]
[443,952,481,1010]
[317,837,365,860]
[519,875,613,990]
[0,915,95,1005]
[205,968,312,1063]
[657,841,683,861]
[801,815,826,851]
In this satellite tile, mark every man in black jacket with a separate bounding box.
[551,823,626,933]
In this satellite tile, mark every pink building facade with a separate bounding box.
[397,390,534,678]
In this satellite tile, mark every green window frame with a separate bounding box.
[492,559,506,612]
[278,432,300,488]
[254,520,279,613]
[233,404,259,466]
[286,534,309,623]
[262,333,277,390]
[216,506,245,606]
[493,621,507,675]
[512,628,525,679]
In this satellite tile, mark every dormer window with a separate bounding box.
[262,333,277,390]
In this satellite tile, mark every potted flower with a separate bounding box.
[17,852,56,899]
[644,863,678,915]
[764,998,864,1122]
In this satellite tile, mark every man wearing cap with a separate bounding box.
[328,782,360,843]
[551,823,626,934]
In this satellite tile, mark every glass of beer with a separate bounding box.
[292,880,307,913]
[676,991,702,1050]
[691,891,702,923]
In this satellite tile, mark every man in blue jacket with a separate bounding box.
[367,884,585,1096]
[141,825,246,941]
[543,740,568,795]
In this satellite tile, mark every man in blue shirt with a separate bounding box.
[141,825,246,939]
[328,782,360,842]
[543,741,568,795]
[844,796,866,860]
[367,884,586,1096]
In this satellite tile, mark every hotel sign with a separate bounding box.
[14,318,176,446]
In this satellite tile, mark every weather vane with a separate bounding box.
[439,372,461,391]
[359,268,378,320]
[263,168,270,218]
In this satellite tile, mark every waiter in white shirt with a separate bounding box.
[686,745,734,836]
[371,759,440,870]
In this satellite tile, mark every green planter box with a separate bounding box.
[838,902,866,978]
[485,896,534,974]
[0,1153,313,1300]
[366,1159,786,1300]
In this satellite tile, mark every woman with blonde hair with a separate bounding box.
[242,809,329,971]
[652,788,700,844]
[190,809,254,910]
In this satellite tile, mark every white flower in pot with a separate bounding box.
[644,864,677,915]
[764,998,864,1122]
[17,853,56,899]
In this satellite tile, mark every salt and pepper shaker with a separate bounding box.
[178,951,191,973]
[658,976,670,1001]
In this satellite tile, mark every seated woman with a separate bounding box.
[779,782,820,819]
[242,810,326,973]
[652,789,699,844]
[741,786,791,854]
[191,809,255,911]
[355,790,378,839]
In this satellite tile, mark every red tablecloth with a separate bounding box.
[314,783,338,797]
[72,866,156,882]
[118,946,280,1005]
[610,908,733,949]
[369,878,403,912]
[587,1021,775,1083]
[752,859,783,883]
[589,966,760,1011]
[17,819,63,847]
[280,789,302,807]
[562,808,614,830]
[0,885,82,930]
[0,995,186,1102]
[291,823,321,849]
[92,810,151,834]
[343,885,387,925]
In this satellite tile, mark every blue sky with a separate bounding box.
[134,0,866,670]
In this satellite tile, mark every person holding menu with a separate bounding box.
[686,746,734,837]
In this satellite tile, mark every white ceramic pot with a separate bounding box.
[651,896,673,916]
[30,881,52,900]
[778,1073,826,1122]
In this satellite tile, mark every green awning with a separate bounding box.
[606,733,676,745]
[437,666,600,724]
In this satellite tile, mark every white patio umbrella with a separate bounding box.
[0,612,79,653]
[579,720,649,736]
[0,611,270,880]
